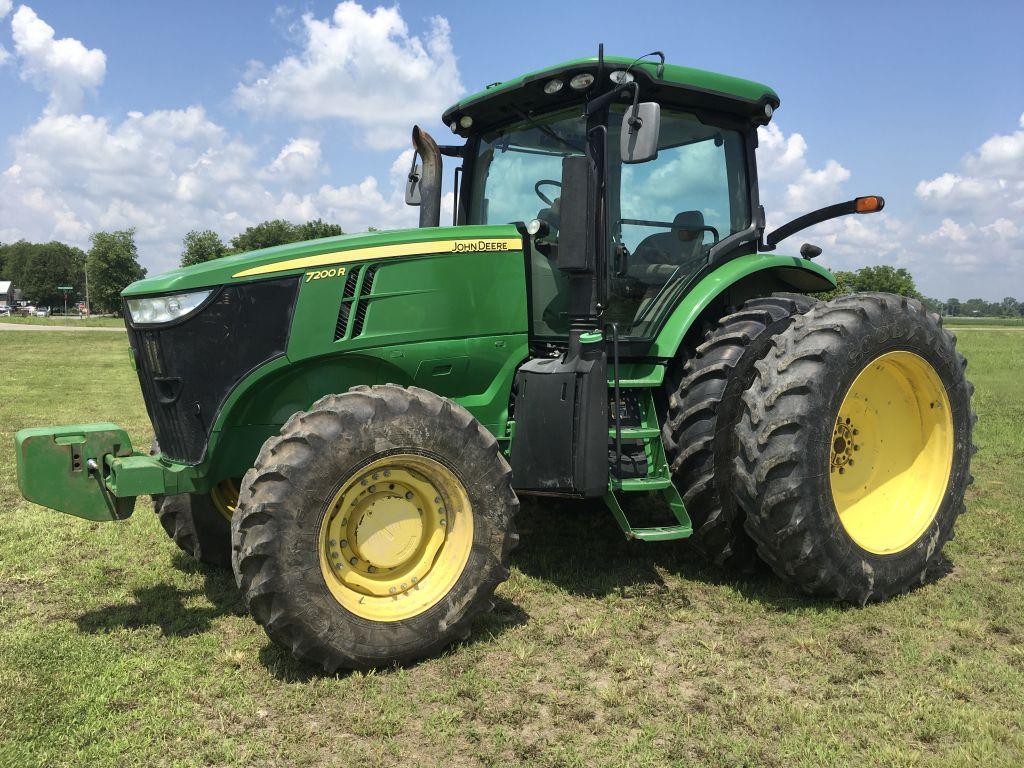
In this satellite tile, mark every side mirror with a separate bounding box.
[405,160,422,205]
[620,102,661,164]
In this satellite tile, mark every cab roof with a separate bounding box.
[442,55,779,136]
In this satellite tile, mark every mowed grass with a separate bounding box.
[944,317,1024,328]
[0,315,125,327]
[0,328,1022,767]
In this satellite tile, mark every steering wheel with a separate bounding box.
[534,179,562,206]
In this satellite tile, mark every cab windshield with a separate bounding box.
[467,105,750,340]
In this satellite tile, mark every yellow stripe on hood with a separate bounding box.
[232,237,523,279]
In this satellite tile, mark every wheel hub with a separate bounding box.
[828,351,954,555]
[830,419,859,473]
[318,455,471,619]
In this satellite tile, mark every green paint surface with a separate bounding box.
[446,55,778,116]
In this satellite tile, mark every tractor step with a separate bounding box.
[604,482,692,541]
[616,476,672,491]
[608,426,661,439]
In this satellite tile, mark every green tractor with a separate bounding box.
[15,50,974,670]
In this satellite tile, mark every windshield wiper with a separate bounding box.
[510,107,584,153]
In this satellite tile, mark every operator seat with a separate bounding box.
[629,210,706,285]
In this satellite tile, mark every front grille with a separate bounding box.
[126,276,299,464]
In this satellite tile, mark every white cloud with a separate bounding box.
[757,114,1024,298]
[0,107,418,272]
[234,2,463,149]
[261,137,323,182]
[11,5,106,113]
[916,114,1024,216]
[0,0,12,19]
[0,4,424,273]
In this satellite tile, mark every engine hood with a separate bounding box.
[122,225,524,297]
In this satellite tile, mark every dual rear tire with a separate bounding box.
[734,293,974,603]
[669,292,973,603]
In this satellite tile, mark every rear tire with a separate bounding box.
[232,384,519,671]
[662,294,816,570]
[734,293,975,603]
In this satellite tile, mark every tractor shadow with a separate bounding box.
[76,553,245,637]
[511,496,955,609]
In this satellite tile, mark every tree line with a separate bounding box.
[0,218,349,313]
[817,265,1024,318]
[179,218,350,267]
[2,228,1019,317]
[0,231,145,313]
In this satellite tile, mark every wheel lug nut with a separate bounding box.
[340,540,348,548]
[838,467,845,474]
[434,496,441,504]
[349,557,358,565]
[367,566,376,573]
[405,492,414,500]
[389,587,397,594]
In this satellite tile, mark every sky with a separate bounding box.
[0,0,1021,300]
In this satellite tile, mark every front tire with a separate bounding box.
[735,293,975,603]
[232,384,519,671]
[150,439,236,569]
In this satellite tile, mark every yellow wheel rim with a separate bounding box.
[318,454,474,622]
[210,478,240,521]
[830,351,954,555]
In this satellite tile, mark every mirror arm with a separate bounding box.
[584,81,638,117]
[762,196,885,250]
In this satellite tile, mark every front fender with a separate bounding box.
[648,253,835,359]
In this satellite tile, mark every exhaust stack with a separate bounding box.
[412,125,442,228]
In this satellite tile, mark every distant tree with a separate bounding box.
[1000,297,1020,318]
[814,270,855,301]
[87,230,146,314]
[946,298,961,317]
[180,230,228,268]
[229,220,299,253]
[921,296,943,315]
[296,219,344,241]
[815,265,921,301]
[0,240,84,306]
[961,298,991,317]
[17,241,85,307]
[1,240,36,287]
[850,265,921,299]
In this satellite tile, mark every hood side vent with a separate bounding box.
[334,264,378,341]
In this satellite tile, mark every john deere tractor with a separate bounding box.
[15,50,974,671]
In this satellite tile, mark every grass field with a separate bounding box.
[1,327,1022,767]
[0,315,125,327]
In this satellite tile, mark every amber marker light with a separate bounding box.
[855,196,885,213]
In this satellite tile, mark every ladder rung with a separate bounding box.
[608,427,660,439]
[617,477,672,491]
[625,524,693,542]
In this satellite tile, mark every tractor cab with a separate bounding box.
[420,52,782,348]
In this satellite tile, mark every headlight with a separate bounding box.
[543,78,564,95]
[569,72,595,91]
[126,289,212,325]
